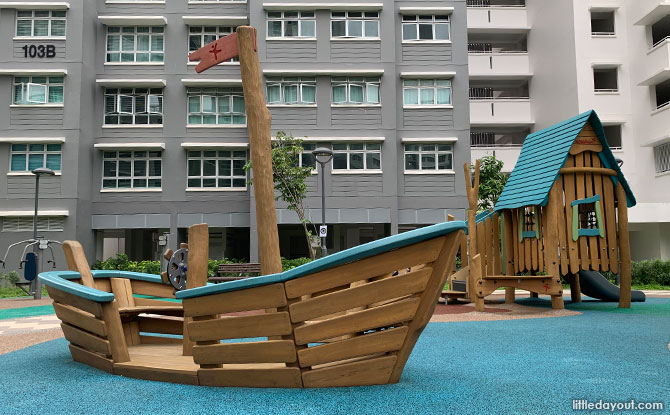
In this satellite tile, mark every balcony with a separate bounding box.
[469,98,533,126]
[640,38,670,86]
[470,147,522,172]
[467,1,529,33]
[468,52,531,79]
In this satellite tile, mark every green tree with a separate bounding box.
[474,155,508,211]
[244,131,317,259]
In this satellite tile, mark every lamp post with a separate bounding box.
[312,147,333,257]
[31,167,55,299]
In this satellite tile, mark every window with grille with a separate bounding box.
[2,216,64,232]
[188,26,238,62]
[331,77,380,105]
[332,143,381,171]
[15,10,66,37]
[404,144,453,172]
[267,11,315,38]
[519,206,538,240]
[187,150,247,189]
[571,195,604,240]
[331,11,379,38]
[102,151,162,190]
[402,15,450,41]
[104,88,163,125]
[106,26,164,63]
[266,77,316,105]
[654,142,670,174]
[10,143,62,172]
[187,87,246,125]
[13,76,63,105]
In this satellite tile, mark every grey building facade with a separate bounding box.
[0,0,469,271]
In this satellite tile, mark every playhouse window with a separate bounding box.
[571,195,604,240]
[518,206,539,240]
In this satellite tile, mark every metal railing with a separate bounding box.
[656,100,670,111]
[467,0,526,7]
[594,88,619,93]
[654,142,670,174]
[591,31,615,36]
[470,132,525,148]
[652,35,670,49]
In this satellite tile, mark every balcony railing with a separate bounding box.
[652,36,670,49]
[592,31,615,36]
[467,0,526,7]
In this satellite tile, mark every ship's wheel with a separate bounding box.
[163,246,188,291]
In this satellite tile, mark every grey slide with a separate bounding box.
[578,270,646,302]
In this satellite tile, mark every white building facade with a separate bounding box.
[467,0,670,261]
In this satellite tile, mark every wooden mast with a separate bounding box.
[616,182,631,308]
[237,27,282,276]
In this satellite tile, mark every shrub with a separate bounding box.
[598,260,670,287]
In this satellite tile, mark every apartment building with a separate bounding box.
[0,0,470,270]
[466,0,670,260]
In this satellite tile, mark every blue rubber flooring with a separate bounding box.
[1,298,668,415]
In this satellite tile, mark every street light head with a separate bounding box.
[32,167,55,176]
[312,147,333,165]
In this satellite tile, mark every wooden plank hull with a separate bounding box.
[47,230,464,388]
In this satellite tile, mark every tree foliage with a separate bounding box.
[244,131,317,259]
[475,155,508,211]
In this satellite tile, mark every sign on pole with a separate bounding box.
[319,225,328,238]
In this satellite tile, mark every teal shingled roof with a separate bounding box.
[494,110,635,212]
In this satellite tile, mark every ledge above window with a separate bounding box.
[0,209,68,217]
[403,105,453,110]
[263,68,384,76]
[186,187,247,192]
[400,71,456,78]
[298,136,385,142]
[100,188,162,193]
[401,137,457,143]
[263,2,383,11]
[95,78,166,87]
[0,136,65,143]
[0,2,69,10]
[0,69,67,76]
[331,170,383,175]
[181,78,242,87]
[7,171,62,176]
[94,142,165,150]
[181,142,249,149]
[10,103,64,108]
[98,16,167,26]
[182,16,248,26]
[404,170,455,175]
[398,6,453,14]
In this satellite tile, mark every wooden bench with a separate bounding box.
[209,263,262,283]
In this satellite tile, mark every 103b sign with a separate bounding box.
[22,44,56,58]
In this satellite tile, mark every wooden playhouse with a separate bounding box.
[454,110,636,310]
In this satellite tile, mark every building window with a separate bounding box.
[331,77,380,105]
[654,142,670,174]
[332,143,381,171]
[188,26,238,62]
[102,151,162,189]
[104,88,163,125]
[2,216,64,232]
[654,78,670,110]
[331,11,379,38]
[403,79,452,106]
[189,0,246,2]
[571,195,604,239]
[13,76,63,105]
[404,144,453,171]
[187,87,246,125]
[593,68,618,93]
[106,26,164,63]
[602,125,622,150]
[187,150,247,189]
[519,206,539,240]
[402,15,450,41]
[299,143,316,169]
[590,11,615,36]
[15,10,66,38]
[266,77,316,105]
[267,11,315,38]
[10,143,62,172]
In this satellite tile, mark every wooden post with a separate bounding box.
[447,214,457,275]
[570,273,582,302]
[183,223,210,356]
[547,183,565,309]
[101,300,130,363]
[463,161,480,258]
[237,26,282,277]
[470,254,484,312]
[503,211,516,304]
[616,182,631,308]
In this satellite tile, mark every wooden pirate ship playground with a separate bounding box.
[37,25,640,388]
